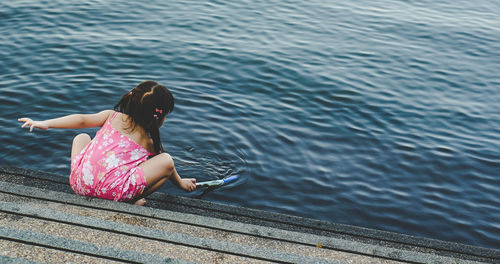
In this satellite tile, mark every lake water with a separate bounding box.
[1,0,499,249]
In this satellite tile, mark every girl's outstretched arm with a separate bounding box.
[18,110,113,132]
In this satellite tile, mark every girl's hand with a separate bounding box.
[18,118,49,132]
[179,178,197,192]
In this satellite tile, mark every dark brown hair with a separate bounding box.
[114,80,174,154]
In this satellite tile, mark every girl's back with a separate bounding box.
[109,112,155,154]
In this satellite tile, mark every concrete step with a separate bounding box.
[0,225,185,264]
[0,167,498,263]
[0,182,375,263]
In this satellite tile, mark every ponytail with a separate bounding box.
[149,122,164,154]
[114,80,174,155]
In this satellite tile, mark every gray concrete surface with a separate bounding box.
[0,166,498,263]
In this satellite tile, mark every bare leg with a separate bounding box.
[140,177,169,198]
[136,153,176,198]
[130,177,168,205]
[133,153,196,204]
[71,133,91,161]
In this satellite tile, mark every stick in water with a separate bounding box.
[196,175,239,188]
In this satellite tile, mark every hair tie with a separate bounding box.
[154,107,163,120]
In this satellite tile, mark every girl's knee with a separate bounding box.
[141,153,175,185]
[73,133,91,143]
[71,133,91,160]
[153,153,174,175]
[158,153,174,167]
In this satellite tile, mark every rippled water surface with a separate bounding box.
[1,0,499,249]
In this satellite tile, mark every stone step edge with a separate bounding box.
[2,165,498,261]
[0,181,489,264]
[0,200,337,264]
[0,180,380,250]
[0,255,40,264]
[0,226,190,264]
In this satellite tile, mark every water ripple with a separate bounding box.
[1,0,499,249]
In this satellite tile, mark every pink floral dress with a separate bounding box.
[70,111,153,201]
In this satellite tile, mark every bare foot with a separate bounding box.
[134,198,146,206]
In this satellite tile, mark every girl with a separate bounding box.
[18,80,196,205]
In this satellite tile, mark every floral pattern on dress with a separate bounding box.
[105,152,120,170]
[69,111,154,202]
[82,161,94,186]
[130,148,147,161]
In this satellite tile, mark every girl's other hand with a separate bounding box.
[18,118,49,132]
[179,178,196,192]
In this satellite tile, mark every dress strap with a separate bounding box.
[111,111,119,120]
[107,111,119,125]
